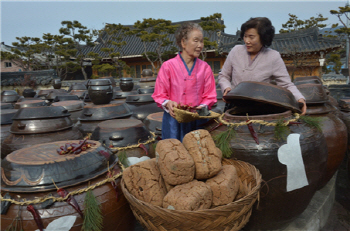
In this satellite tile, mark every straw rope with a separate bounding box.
[174,107,301,127]
[173,108,222,123]
[0,161,125,206]
[218,112,301,128]
[108,131,156,151]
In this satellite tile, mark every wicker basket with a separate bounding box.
[173,108,222,123]
[121,158,262,231]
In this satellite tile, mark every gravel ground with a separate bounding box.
[321,155,350,231]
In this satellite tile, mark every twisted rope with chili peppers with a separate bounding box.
[217,113,301,127]
[0,162,124,206]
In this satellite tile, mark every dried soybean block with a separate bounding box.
[123,158,167,207]
[183,129,222,179]
[163,180,213,211]
[156,138,195,186]
[206,165,240,207]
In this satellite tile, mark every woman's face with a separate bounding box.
[243,28,263,55]
[181,29,204,59]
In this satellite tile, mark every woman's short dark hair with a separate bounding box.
[240,17,275,47]
[175,22,203,50]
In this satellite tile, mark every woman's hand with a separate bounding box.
[222,87,232,103]
[166,100,178,118]
[298,98,307,116]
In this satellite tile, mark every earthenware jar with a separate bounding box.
[296,83,348,189]
[208,81,328,230]
[1,140,135,231]
[125,94,163,121]
[51,100,85,124]
[119,77,134,92]
[52,78,62,89]
[1,90,20,103]
[76,101,133,137]
[22,89,36,98]
[91,118,155,158]
[88,79,113,105]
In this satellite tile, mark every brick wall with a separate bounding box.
[1,59,28,72]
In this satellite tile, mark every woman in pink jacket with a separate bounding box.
[152,22,217,141]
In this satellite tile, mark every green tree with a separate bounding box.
[131,18,179,74]
[1,36,43,71]
[280,13,330,79]
[89,23,130,78]
[40,33,77,80]
[280,13,328,33]
[330,5,350,36]
[199,13,226,61]
[59,20,97,80]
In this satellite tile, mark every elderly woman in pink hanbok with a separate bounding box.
[152,22,217,141]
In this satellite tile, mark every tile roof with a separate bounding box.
[80,18,342,59]
[219,27,342,55]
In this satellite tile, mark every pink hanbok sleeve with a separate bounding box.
[199,63,217,109]
[152,62,171,108]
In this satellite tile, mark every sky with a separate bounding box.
[0,0,347,46]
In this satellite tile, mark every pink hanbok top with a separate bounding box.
[152,53,217,109]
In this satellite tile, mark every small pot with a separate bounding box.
[88,85,113,105]
[119,77,134,92]
[52,78,62,89]
[142,69,153,77]
[22,89,36,98]
[1,90,20,103]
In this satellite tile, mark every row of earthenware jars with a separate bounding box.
[1,105,84,159]
[206,81,329,230]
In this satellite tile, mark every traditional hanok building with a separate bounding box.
[80,18,343,80]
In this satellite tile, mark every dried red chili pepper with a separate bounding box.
[65,143,73,151]
[57,148,66,155]
[27,205,44,231]
[209,122,223,132]
[246,120,259,145]
[73,149,82,154]
[139,143,148,156]
[71,138,87,153]
[57,188,83,218]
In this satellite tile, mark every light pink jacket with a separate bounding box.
[152,54,217,109]
[218,45,305,101]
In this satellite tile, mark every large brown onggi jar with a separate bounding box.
[1,140,135,231]
[206,108,328,230]
[210,81,328,230]
[296,83,348,189]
